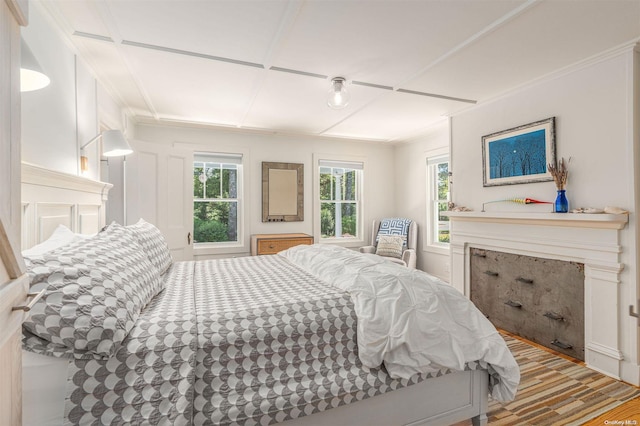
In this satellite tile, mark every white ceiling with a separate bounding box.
[37,0,640,143]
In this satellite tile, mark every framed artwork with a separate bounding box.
[482,117,556,187]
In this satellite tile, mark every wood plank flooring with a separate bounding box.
[455,330,640,425]
[582,396,640,425]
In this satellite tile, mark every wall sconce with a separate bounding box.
[80,129,133,172]
[21,39,50,92]
[327,77,350,109]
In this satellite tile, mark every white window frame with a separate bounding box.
[313,154,365,247]
[192,151,245,253]
[425,150,450,254]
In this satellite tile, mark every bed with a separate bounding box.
[20,164,519,426]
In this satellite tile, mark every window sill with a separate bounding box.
[319,237,365,249]
[194,242,246,256]
[423,244,450,256]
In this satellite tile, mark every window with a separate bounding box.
[193,152,242,244]
[427,154,450,246]
[318,160,363,240]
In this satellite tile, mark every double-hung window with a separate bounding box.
[318,160,363,240]
[427,154,450,246]
[193,152,242,244]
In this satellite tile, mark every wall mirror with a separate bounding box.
[262,162,303,222]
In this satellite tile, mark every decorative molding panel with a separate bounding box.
[21,162,113,249]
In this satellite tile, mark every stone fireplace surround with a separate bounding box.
[445,211,629,382]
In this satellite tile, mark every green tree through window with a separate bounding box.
[193,153,241,244]
[428,154,450,245]
[319,161,362,239]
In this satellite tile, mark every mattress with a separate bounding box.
[22,244,519,425]
[22,351,69,426]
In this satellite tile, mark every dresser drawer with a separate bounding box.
[251,234,313,256]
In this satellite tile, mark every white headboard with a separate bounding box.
[21,162,113,250]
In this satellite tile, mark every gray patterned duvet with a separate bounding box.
[23,244,517,425]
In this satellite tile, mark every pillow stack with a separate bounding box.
[22,219,172,358]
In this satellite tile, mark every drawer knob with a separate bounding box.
[551,339,573,350]
[516,277,534,284]
[484,270,499,277]
[504,300,522,308]
[544,311,564,321]
[269,244,275,249]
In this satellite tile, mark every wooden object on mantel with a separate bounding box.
[250,233,313,256]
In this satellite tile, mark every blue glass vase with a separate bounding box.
[554,189,568,213]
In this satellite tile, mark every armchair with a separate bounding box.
[359,218,417,268]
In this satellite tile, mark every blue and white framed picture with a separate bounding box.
[482,117,556,187]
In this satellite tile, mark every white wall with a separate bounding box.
[21,3,123,182]
[21,3,79,175]
[450,46,639,384]
[394,121,450,279]
[130,123,396,260]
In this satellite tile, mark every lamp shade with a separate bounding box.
[102,130,133,157]
[327,77,350,109]
[21,39,50,92]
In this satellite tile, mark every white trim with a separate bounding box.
[443,211,629,230]
[179,143,250,254]
[447,212,629,383]
[6,0,28,26]
[193,159,244,247]
[318,160,364,170]
[313,153,366,247]
[21,162,112,250]
[22,162,112,199]
[424,148,450,253]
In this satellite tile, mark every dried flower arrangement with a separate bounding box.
[548,157,569,190]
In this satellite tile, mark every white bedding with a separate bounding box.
[22,351,69,426]
[279,244,520,401]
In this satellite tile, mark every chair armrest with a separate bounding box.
[359,246,376,254]
[402,249,417,269]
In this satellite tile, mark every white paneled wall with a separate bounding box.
[128,124,396,260]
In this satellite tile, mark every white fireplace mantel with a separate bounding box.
[444,211,629,229]
[445,211,629,381]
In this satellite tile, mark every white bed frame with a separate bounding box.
[20,163,489,426]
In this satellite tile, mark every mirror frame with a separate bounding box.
[262,162,304,222]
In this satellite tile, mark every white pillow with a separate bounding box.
[22,225,80,256]
[375,235,404,259]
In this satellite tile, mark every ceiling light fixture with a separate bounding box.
[20,39,50,92]
[327,77,350,110]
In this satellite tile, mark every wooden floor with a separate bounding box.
[582,396,640,425]
[504,330,640,425]
[453,331,640,425]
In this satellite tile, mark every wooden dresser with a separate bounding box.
[250,233,313,256]
[470,248,585,360]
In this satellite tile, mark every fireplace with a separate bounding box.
[445,211,628,380]
[470,247,585,360]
